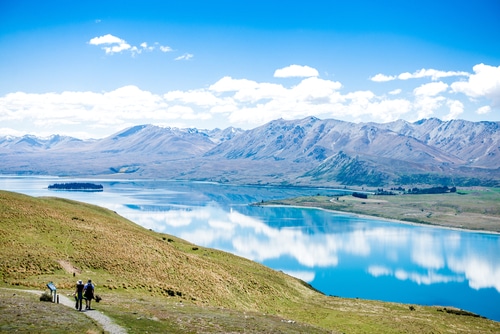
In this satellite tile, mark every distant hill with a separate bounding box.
[1,118,499,187]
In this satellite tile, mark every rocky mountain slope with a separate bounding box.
[1,117,498,187]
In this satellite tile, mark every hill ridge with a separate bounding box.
[1,117,499,187]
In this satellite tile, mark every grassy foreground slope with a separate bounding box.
[1,190,499,333]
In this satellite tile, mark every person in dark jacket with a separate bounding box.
[74,280,84,311]
[83,279,95,310]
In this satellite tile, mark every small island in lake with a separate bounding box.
[48,182,103,192]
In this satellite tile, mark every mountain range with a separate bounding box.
[1,117,499,187]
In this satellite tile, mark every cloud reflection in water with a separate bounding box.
[122,204,500,293]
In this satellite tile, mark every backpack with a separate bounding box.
[85,283,94,293]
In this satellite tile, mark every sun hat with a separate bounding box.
[77,280,83,284]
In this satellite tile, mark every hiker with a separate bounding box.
[83,279,95,310]
[74,280,84,311]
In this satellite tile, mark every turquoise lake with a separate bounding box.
[1,176,499,322]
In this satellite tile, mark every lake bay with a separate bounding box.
[1,176,499,322]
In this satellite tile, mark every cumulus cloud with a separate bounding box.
[413,81,448,96]
[165,89,223,107]
[0,86,175,137]
[209,76,260,92]
[370,73,396,82]
[1,63,497,138]
[413,96,445,120]
[444,100,464,120]
[451,64,500,106]
[89,34,123,45]
[89,34,131,54]
[274,65,319,78]
[412,83,448,119]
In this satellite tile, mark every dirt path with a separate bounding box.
[24,289,127,334]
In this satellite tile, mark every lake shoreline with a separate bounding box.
[255,192,500,235]
[258,203,500,235]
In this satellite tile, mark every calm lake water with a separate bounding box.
[1,176,499,322]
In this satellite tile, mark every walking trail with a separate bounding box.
[24,289,127,334]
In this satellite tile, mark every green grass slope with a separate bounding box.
[1,190,499,333]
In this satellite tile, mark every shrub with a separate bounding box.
[40,292,53,302]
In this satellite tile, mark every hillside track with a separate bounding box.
[23,289,127,334]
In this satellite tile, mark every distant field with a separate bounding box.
[260,188,500,233]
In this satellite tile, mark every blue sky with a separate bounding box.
[1,0,499,138]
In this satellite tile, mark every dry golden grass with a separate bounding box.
[0,289,101,333]
[1,190,499,333]
[0,190,311,309]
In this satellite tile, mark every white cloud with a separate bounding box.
[209,76,260,92]
[279,270,315,283]
[2,63,497,139]
[398,68,470,81]
[175,53,194,61]
[451,64,500,106]
[89,34,178,57]
[371,68,470,83]
[291,77,342,100]
[104,43,131,54]
[368,265,392,277]
[413,96,445,120]
[476,105,491,115]
[444,100,464,120]
[411,82,451,119]
[89,34,124,45]
[274,65,319,78]
[88,34,131,54]
[413,81,448,96]
[159,45,173,52]
[370,73,396,82]
[233,82,288,103]
[165,90,216,106]
[0,86,173,138]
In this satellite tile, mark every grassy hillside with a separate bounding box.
[1,190,499,333]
